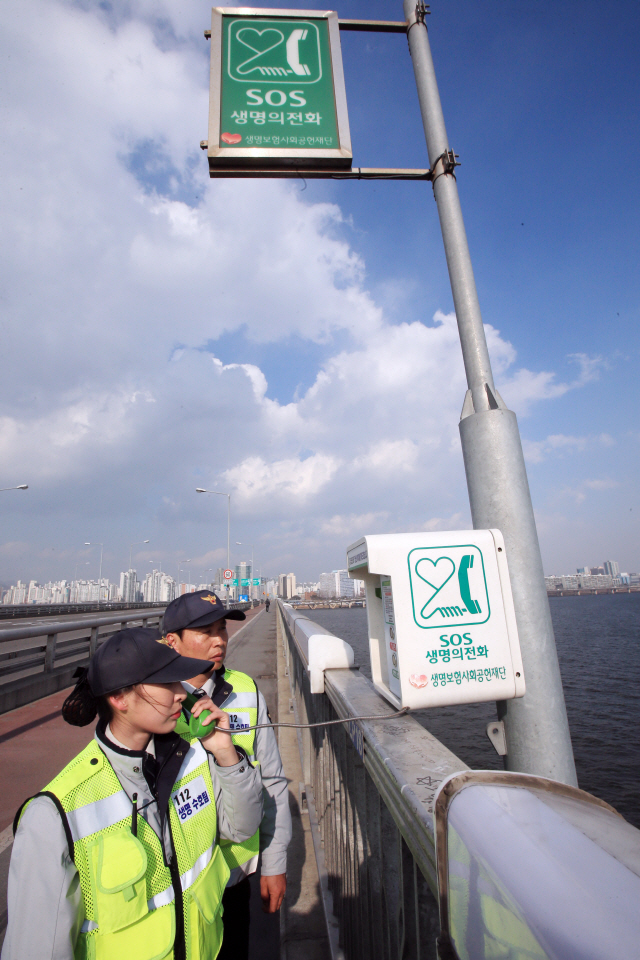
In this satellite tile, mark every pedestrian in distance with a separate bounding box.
[161,590,291,960]
[2,627,263,960]
[265,599,270,612]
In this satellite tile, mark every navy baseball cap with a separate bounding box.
[163,589,245,635]
[88,627,214,696]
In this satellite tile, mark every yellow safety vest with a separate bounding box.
[177,669,260,873]
[17,737,229,960]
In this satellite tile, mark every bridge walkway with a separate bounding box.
[0,605,329,959]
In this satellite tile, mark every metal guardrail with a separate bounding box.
[0,600,254,715]
[0,608,166,714]
[0,601,167,620]
[277,601,468,960]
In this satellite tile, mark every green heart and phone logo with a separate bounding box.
[415,556,455,618]
[236,28,284,74]
[415,557,455,594]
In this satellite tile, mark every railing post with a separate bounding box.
[142,618,148,627]
[44,633,57,672]
[89,626,99,657]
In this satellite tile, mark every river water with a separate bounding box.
[307,593,640,829]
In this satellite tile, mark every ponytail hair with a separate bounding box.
[62,667,99,726]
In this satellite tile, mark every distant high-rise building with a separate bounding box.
[590,566,605,576]
[576,567,589,575]
[318,570,353,598]
[143,569,176,603]
[603,560,620,578]
[335,570,353,598]
[277,573,297,599]
[119,569,140,603]
[318,572,336,598]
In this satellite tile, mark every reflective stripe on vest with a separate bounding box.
[219,669,260,871]
[21,738,229,960]
[177,669,261,873]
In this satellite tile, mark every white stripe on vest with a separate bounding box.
[67,790,132,841]
[69,742,207,842]
[176,741,207,780]
[221,691,257,710]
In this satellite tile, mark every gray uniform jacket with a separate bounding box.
[185,673,292,884]
[1,727,263,960]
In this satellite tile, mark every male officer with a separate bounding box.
[162,590,291,960]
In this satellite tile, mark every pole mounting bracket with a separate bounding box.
[430,148,461,186]
[406,2,431,36]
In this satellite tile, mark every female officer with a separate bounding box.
[2,627,263,960]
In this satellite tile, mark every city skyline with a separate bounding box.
[2,549,638,597]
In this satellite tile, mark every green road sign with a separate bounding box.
[241,578,250,586]
[207,8,351,171]
[231,578,238,585]
[252,578,260,585]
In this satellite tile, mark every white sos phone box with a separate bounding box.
[346,530,525,710]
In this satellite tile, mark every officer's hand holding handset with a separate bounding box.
[185,694,239,766]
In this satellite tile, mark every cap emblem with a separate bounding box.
[201,594,219,605]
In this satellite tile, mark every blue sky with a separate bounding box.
[0,0,638,585]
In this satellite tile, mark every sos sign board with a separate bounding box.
[207,8,352,170]
[346,531,526,710]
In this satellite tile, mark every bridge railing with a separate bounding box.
[0,607,167,714]
[0,600,254,714]
[277,601,468,960]
[0,600,167,620]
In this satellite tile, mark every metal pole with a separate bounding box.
[402,0,576,785]
[227,495,231,570]
[98,544,103,604]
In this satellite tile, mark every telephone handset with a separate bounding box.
[182,692,216,739]
[458,554,482,615]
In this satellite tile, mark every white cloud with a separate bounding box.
[523,433,615,464]
[560,478,619,504]
[499,353,606,415]
[222,454,340,506]
[319,513,389,538]
[422,512,468,531]
[0,0,618,583]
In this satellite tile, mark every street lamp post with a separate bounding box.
[0,485,28,492]
[196,489,231,570]
[177,560,191,593]
[129,539,150,571]
[84,542,104,603]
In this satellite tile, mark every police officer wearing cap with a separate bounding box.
[2,627,263,960]
[162,591,292,960]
